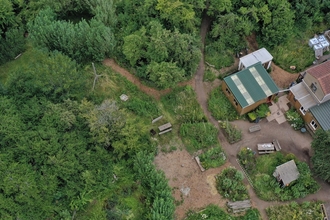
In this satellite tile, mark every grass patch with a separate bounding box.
[161,86,206,123]
[180,122,218,153]
[239,151,319,201]
[208,88,239,121]
[215,167,249,202]
[205,44,235,69]
[269,24,328,73]
[199,145,226,169]
[203,68,217,82]
[185,205,261,220]
[266,201,323,220]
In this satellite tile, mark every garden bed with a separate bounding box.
[215,167,249,202]
[219,120,242,144]
[199,145,226,169]
[238,149,319,201]
[185,204,261,220]
[266,201,323,220]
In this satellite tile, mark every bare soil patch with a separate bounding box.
[154,150,231,219]
[270,63,298,89]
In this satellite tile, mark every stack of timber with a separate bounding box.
[227,200,251,213]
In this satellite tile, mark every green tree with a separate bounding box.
[79,99,125,148]
[28,8,115,63]
[261,0,295,48]
[6,50,87,102]
[147,61,185,88]
[156,0,197,32]
[311,130,330,182]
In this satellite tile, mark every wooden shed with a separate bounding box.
[273,160,300,187]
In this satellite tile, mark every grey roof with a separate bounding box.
[240,48,273,68]
[309,100,330,131]
[290,82,318,110]
[273,160,300,185]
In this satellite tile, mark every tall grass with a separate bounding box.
[180,122,218,153]
[208,88,239,121]
[161,86,206,123]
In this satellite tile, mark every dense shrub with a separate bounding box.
[285,108,304,130]
[238,147,256,173]
[266,202,323,220]
[0,28,26,65]
[215,167,249,202]
[134,152,175,220]
[199,146,226,169]
[28,8,114,63]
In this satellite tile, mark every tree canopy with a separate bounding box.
[311,130,330,182]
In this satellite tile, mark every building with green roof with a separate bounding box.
[222,62,279,115]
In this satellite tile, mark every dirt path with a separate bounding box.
[102,59,194,100]
[193,12,270,220]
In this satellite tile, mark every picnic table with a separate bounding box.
[257,143,275,154]
[158,122,172,132]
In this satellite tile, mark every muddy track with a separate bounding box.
[102,59,194,100]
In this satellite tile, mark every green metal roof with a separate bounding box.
[310,100,330,131]
[224,62,279,108]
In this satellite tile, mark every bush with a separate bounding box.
[134,152,175,220]
[0,28,26,65]
[215,167,249,201]
[266,201,323,220]
[285,108,304,130]
[180,122,218,152]
[256,103,270,118]
[238,147,256,173]
[219,120,242,143]
[199,146,226,169]
[208,88,239,121]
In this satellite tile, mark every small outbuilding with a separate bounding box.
[273,160,300,187]
[238,48,273,70]
[222,62,279,115]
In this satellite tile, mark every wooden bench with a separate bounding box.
[159,128,172,135]
[258,151,274,155]
[152,115,163,124]
[249,124,261,133]
[273,139,282,151]
[158,122,172,132]
[194,156,205,172]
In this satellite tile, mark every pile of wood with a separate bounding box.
[227,200,251,213]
